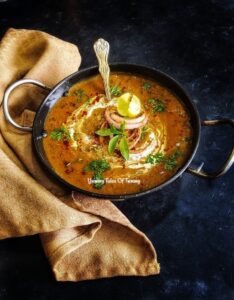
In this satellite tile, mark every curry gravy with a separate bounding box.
[43,73,193,195]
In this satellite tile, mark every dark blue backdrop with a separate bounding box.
[0,0,233,299]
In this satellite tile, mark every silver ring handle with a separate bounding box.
[187,119,234,178]
[3,79,51,132]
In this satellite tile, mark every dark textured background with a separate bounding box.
[0,0,233,299]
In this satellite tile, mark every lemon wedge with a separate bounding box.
[117,93,142,118]
[117,93,130,117]
[128,95,142,117]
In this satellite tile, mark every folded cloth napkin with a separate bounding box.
[0,28,160,281]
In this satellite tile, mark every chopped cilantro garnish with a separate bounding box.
[73,89,85,101]
[143,82,151,90]
[95,122,129,160]
[148,98,165,112]
[50,125,70,141]
[110,85,122,97]
[164,150,182,170]
[92,173,105,189]
[146,153,164,164]
[84,159,110,189]
[84,159,110,173]
[146,150,182,171]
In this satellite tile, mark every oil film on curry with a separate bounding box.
[43,72,193,195]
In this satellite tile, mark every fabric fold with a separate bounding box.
[0,28,160,281]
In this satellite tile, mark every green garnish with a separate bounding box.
[146,150,182,171]
[119,137,129,160]
[146,153,164,164]
[95,124,121,136]
[95,128,113,136]
[110,123,122,135]
[95,122,129,160]
[148,98,165,112]
[108,135,119,154]
[110,85,122,97]
[50,125,70,141]
[143,82,151,90]
[164,150,182,170]
[92,173,105,189]
[120,122,125,132]
[84,159,110,173]
[50,128,64,141]
[74,89,84,97]
[84,159,110,189]
[140,126,149,140]
[70,88,88,102]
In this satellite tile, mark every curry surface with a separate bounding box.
[43,73,193,195]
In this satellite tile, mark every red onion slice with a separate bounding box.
[111,111,146,124]
[128,128,141,150]
[105,107,148,130]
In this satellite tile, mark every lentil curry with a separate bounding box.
[43,73,193,195]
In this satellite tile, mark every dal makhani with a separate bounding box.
[43,72,193,195]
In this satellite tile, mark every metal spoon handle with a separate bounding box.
[93,38,111,101]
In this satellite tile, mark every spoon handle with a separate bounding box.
[93,38,111,101]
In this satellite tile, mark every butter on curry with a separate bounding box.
[43,72,193,195]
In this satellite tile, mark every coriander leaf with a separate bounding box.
[119,137,129,160]
[143,82,151,90]
[84,159,110,189]
[108,135,119,154]
[50,125,70,141]
[50,128,63,141]
[164,160,177,170]
[61,125,71,140]
[148,98,165,112]
[110,85,122,97]
[92,173,105,189]
[95,128,113,136]
[146,153,164,164]
[84,159,110,173]
[73,89,84,97]
[164,150,182,170]
[145,150,182,170]
[170,150,182,160]
[72,89,88,102]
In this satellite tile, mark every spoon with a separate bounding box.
[93,38,111,101]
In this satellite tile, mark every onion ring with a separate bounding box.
[105,107,148,129]
[111,111,146,124]
[127,128,141,150]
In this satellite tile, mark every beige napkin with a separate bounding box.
[0,28,160,281]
